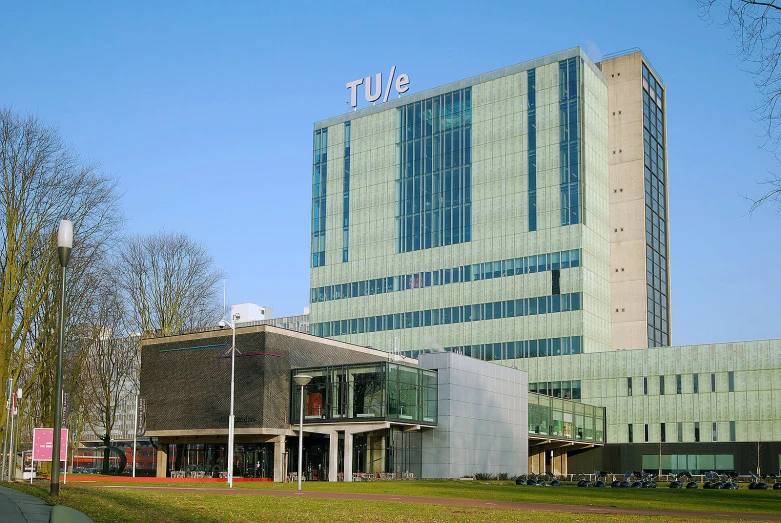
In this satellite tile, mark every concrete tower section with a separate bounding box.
[599,51,671,351]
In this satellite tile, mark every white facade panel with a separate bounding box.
[419,352,528,478]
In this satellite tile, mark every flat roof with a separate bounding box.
[314,46,606,129]
[141,324,418,365]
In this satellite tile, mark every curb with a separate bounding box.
[50,505,94,523]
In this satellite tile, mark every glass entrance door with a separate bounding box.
[237,443,274,478]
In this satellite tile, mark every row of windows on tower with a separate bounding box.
[529,380,581,400]
[310,249,581,304]
[628,421,736,443]
[309,292,582,337]
[403,336,583,362]
[627,372,735,396]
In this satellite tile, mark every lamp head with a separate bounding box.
[57,220,73,267]
[293,374,313,387]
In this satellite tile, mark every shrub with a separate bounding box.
[474,473,496,481]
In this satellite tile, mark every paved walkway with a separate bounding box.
[95,485,781,520]
[0,485,52,523]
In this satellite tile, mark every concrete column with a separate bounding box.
[365,434,371,473]
[348,374,354,418]
[552,448,568,476]
[156,445,168,478]
[379,433,386,473]
[364,432,386,474]
[329,432,338,482]
[528,448,544,474]
[343,432,353,482]
[273,435,286,483]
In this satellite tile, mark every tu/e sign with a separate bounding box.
[346,66,409,109]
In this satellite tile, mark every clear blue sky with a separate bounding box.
[1,1,779,345]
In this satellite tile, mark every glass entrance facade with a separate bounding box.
[288,427,423,481]
[166,443,274,479]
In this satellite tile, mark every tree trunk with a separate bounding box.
[102,435,111,475]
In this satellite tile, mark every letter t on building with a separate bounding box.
[346,78,364,109]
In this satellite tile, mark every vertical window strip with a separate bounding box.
[396,88,472,253]
[343,122,351,262]
[559,57,580,226]
[642,63,668,347]
[528,69,537,231]
[311,128,328,267]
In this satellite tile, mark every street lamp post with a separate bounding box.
[6,388,21,481]
[51,220,72,496]
[292,374,312,491]
[1,380,10,481]
[132,394,138,478]
[219,312,240,488]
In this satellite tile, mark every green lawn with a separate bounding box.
[7,480,781,522]
[254,479,781,514]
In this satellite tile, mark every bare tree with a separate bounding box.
[753,439,765,475]
[80,273,137,474]
[0,107,122,434]
[115,231,225,338]
[698,0,781,213]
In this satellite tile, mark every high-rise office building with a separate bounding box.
[308,48,781,474]
[310,47,631,356]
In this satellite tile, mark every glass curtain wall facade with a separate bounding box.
[166,443,274,479]
[527,69,537,231]
[287,427,424,481]
[312,128,328,267]
[289,363,434,481]
[528,393,605,442]
[397,88,472,252]
[343,122,351,262]
[310,48,613,356]
[642,64,670,347]
[291,363,438,425]
[559,57,580,226]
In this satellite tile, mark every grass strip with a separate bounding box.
[4,483,732,523]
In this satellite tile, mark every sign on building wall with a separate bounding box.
[347,66,409,109]
[136,397,146,437]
